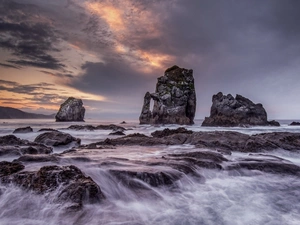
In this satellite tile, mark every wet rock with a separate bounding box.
[109,131,125,136]
[110,169,182,187]
[67,125,96,131]
[0,161,24,176]
[227,159,300,175]
[55,97,85,122]
[13,126,33,133]
[14,155,59,163]
[0,135,53,156]
[67,124,126,132]
[2,165,105,206]
[202,92,279,127]
[120,121,126,124]
[38,128,59,132]
[167,151,228,170]
[151,127,193,138]
[252,132,300,151]
[0,146,21,156]
[290,122,300,126]
[34,131,81,147]
[139,65,196,125]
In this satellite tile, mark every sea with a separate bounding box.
[0,119,300,225]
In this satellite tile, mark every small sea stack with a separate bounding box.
[202,92,280,127]
[55,97,85,122]
[139,65,196,125]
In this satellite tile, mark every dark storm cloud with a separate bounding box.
[0,1,66,70]
[70,60,155,97]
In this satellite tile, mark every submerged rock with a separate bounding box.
[1,165,105,206]
[13,126,33,133]
[139,65,196,125]
[34,131,81,147]
[55,97,85,122]
[202,92,279,127]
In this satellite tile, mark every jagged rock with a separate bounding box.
[151,127,193,138]
[290,122,300,126]
[34,131,81,147]
[0,135,53,156]
[13,126,33,133]
[55,97,85,122]
[202,92,279,127]
[1,165,105,207]
[0,161,24,176]
[139,65,196,125]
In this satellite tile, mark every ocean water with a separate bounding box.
[0,119,300,225]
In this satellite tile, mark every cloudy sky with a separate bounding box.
[0,0,299,120]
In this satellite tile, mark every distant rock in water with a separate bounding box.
[290,122,300,126]
[13,126,33,133]
[55,97,85,122]
[139,65,196,125]
[202,92,280,127]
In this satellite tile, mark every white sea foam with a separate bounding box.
[0,119,300,224]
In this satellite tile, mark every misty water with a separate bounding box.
[0,119,300,225]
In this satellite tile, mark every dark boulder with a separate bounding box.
[13,126,33,133]
[151,127,193,138]
[139,65,196,125]
[55,97,85,122]
[67,125,96,131]
[0,135,53,156]
[34,131,81,147]
[290,122,300,126]
[0,161,24,176]
[110,169,182,188]
[1,165,105,206]
[202,92,279,127]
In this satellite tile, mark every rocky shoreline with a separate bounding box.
[1,125,300,211]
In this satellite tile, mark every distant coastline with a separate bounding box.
[0,106,54,119]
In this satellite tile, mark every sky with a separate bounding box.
[0,0,300,120]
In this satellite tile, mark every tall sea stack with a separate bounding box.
[55,97,85,122]
[139,65,196,125]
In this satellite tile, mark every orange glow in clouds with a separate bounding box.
[85,1,174,72]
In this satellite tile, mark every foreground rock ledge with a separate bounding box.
[139,65,196,125]
[0,164,105,208]
[202,92,280,127]
[93,128,300,153]
[55,97,85,122]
